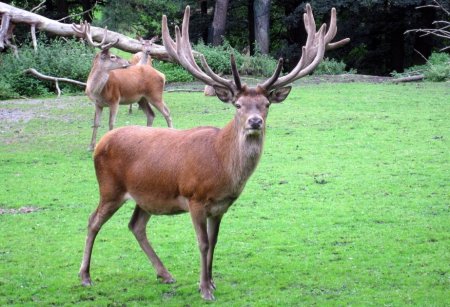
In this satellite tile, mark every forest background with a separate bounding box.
[2,0,449,76]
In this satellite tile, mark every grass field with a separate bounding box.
[0,82,449,305]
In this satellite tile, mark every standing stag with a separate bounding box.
[78,4,349,300]
[72,22,173,151]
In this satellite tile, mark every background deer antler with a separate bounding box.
[72,21,119,49]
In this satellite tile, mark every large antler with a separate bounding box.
[72,21,119,50]
[162,6,241,99]
[260,4,350,91]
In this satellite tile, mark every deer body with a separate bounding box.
[78,4,349,301]
[94,113,263,217]
[85,50,173,151]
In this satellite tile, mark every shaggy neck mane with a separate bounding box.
[86,67,110,96]
[216,117,265,191]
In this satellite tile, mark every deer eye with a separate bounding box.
[235,103,242,109]
[110,55,117,60]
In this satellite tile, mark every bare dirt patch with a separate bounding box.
[0,206,41,215]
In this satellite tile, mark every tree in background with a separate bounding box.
[2,0,448,75]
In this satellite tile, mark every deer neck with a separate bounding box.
[216,117,265,192]
[86,66,110,96]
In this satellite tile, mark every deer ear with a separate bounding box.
[213,85,234,103]
[268,86,291,103]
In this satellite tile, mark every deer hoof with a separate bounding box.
[157,274,176,284]
[80,276,93,286]
[201,289,215,301]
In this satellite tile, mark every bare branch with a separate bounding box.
[58,5,96,22]
[406,0,450,51]
[24,68,86,97]
[30,0,46,13]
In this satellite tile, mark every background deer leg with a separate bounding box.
[108,103,119,131]
[89,104,103,151]
[207,215,222,290]
[79,196,124,286]
[137,98,155,127]
[150,100,173,128]
[128,205,175,283]
[189,202,214,300]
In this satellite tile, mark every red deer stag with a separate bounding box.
[78,4,349,300]
[72,22,173,151]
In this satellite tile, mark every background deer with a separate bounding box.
[128,36,161,114]
[72,22,173,151]
[130,36,159,65]
[78,4,349,300]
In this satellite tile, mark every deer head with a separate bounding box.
[162,4,349,137]
[72,21,129,71]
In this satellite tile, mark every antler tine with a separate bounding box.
[230,54,242,91]
[178,6,234,92]
[73,21,116,50]
[162,6,238,95]
[72,21,86,35]
[199,55,236,92]
[259,58,284,90]
[173,25,215,85]
[161,15,177,59]
[265,4,349,91]
[85,23,109,48]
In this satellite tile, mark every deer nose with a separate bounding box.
[248,116,263,129]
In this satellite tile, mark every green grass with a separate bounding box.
[0,83,449,305]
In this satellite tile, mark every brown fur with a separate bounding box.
[85,50,172,151]
[78,88,289,300]
[130,51,152,65]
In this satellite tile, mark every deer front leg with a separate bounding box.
[189,202,214,300]
[207,215,223,290]
[89,104,103,151]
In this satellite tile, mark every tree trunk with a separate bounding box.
[0,2,174,61]
[248,0,255,55]
[253,0,270,54]
[210,0,229,46]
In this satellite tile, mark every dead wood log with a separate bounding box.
[392,74,425,83]
[0,2,173,61]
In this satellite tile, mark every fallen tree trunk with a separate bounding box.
[0,2,172,61]
[392,74,425,83]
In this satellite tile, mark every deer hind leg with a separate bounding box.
[128,205,175,283]
[79,196,125,286]
[149,98,173,128]
[137,98,155,127]
[89,104,103,151]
